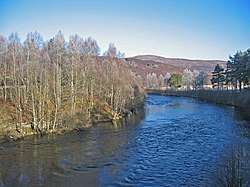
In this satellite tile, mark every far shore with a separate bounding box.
[146,89,250,118]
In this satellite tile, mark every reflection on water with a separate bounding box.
[0,94,249,186]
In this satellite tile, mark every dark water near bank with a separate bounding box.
[0,94,250,186]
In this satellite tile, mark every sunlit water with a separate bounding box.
[0,94,250,186]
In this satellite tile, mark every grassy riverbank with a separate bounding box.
[147,89,250,117]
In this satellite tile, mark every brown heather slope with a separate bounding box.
[124,55,226,78]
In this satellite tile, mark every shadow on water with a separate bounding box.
[233,107,250,122]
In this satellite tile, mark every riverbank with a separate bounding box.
[0,98,145,142]
[147,89,250,117]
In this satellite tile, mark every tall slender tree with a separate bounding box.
[211,64,225,90]
[226,51,249,91]
[0,35,8,100]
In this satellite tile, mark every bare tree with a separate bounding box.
[158,74,165,88]
[82,37,100,56]
[50,30,65,128]
[0,31,144,136]
[211,147,249,187]
[151,73,158,88]
[0,35,8,100]
[193,71,208,90]
[146,73,152,88]
[103,43,124,58]
[182,69,194,90]
[67,34,83,115]
[7,32,23,132]
[164,72,171,87]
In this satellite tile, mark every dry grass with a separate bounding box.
[210,146,250,187]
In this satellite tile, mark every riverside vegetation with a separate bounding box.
[0,31,144,141]
[144,48,250,91]
[146,48,250,114]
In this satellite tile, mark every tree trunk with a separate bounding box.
[71,60,75,115]
[31,90,37,129]
[3,61,7,101]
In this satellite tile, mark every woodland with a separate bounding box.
[0,31,144,139]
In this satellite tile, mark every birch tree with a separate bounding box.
[158,74,165,88]
[151,73,158,88]
[0,35,7,100]
[182,69,194,90]
[146,73,152,88]
[67,34,83,115]
[164,72,171,87]
[7,32,23,131]
[193,71,208,90]
[51,30,65,127]
[0,31,144,134]
[82,37,100,56]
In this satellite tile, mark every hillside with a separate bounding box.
[125,55,226,78]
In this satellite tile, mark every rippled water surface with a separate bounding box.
[0,94,250,186]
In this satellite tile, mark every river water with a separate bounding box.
[0,94,250,186]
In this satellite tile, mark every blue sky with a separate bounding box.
[0,0,249,60]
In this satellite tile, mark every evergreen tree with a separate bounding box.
[226,50,249,91]
[211,64,225,90]
[169,74,182,88]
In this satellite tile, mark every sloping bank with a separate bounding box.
[0,97,145,142]
[147,89,250,117]
[0,88,145,142]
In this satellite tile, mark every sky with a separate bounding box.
[0,0,249,60]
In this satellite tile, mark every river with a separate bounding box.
[0,94,250,186]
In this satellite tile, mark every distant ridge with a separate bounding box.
[124,55,226,78]
[132,54,225,62]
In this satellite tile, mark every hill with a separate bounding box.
[124,55,226,77]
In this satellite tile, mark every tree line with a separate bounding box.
[0,31,144,135]
[145,69,209,90]
[145,48,250,91]
[211,49,250,91]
